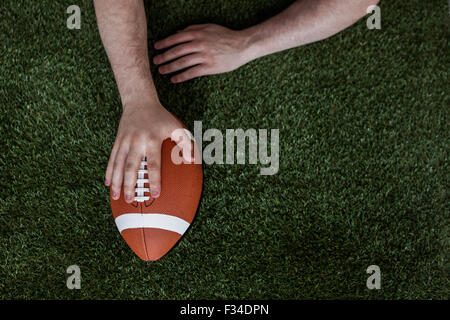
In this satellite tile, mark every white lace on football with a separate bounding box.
[134,157,150,202]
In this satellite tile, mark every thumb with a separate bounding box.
[170,128,194,163]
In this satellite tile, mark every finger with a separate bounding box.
[153,42,201,65]
[122,150,143,203]
[146,143,162,198]
[159,53,205,75]
[171,65,210,83]
[154,31,198,50]
[105,142,119,186]
[183,24,208,31]
[110,143,129,200]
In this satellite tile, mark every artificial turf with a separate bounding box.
[0,0,448,299]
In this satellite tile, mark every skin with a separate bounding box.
[154,0,381,83]
[94,0,191,203]
[94,0,379,202]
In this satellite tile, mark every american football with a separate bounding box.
[110,135,203,261]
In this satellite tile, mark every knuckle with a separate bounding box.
[188,42,198,50]
[179,34,190,42]
[150,169,161,179]
[124,162,135,172]
[124,181,134,190]
[171,61,181,69]
[169,62,178,71]
[130,134,145,146]
[197,40,207,50]
[190,69,201,77]
[160,52,168,61]
[151,183,161,191]
[111,183,121,192]
[150,176,161,186]
[175,46,185,56]
[180,57,190,65]
[123,176,135,187]
[147,161,159,171]
[146,139,158,149]
[202,53,212,63]
[113,159,122,168]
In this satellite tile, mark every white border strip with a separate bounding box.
[115,213,190,235]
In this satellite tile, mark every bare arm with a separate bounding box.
[243,0,380,61]
[94,0,190,202]
[94,0,156,106]
[153,0,380,82]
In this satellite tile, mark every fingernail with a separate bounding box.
[105,180,110,186]
[125,194,132,201]
[112,191,118,199]
[151,190,160,197]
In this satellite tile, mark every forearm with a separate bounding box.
[93,0,158,107]
[242,0,380,61]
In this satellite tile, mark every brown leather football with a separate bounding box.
[110,128,203,261]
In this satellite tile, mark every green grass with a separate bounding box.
[0,0,448,299]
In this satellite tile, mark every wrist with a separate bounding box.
[122,92,162,112]
[119,80,160,111]
[239,26,267,63]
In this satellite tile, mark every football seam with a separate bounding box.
[139,203,150,261]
